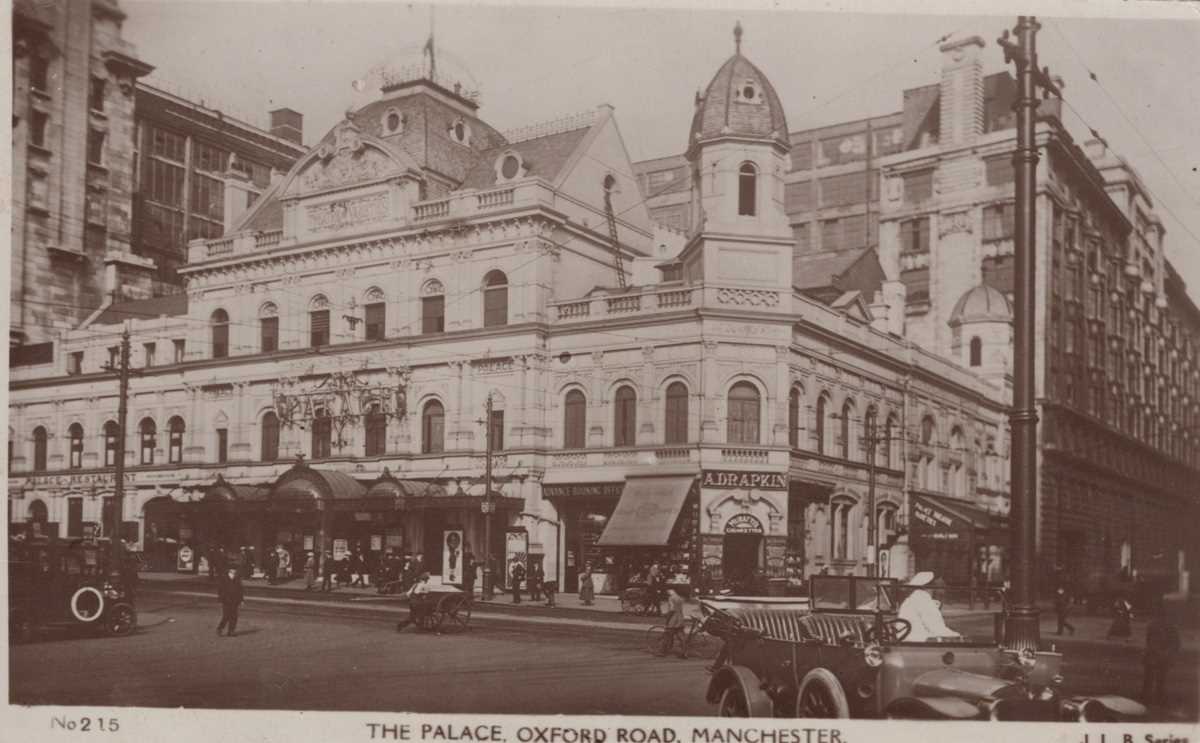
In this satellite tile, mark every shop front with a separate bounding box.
[699,469,789,594]
[909,491,1007,587]
[542,481,624,593]
[594,474,700,593]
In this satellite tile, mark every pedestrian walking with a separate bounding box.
[303,551,317,591]
[579,562,595,606]
[529,561,544,602]
[1054,586,1076,636]
[462,548,476,600]
[265,547,279,585]
[1142,600,1181,705]
[350,550,365,587]
[657,588,688,658]
[216,567,244,637]
[321,550,335,592]
[1108,595,1133,640]
[510,560,526,604]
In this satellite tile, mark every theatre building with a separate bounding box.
[11,27,1020,593]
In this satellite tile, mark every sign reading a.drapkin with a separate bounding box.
[701,470,788,490]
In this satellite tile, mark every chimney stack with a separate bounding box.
[939,36,986,146]
[269,107,304,145]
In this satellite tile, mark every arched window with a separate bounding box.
[261,411,280,462]
[949,427,966,496]
[564,390,587,448]
[921,416,936,446]
[32,426,47,471]
[421,280,446,334]
[139,419,156,465]
[211,309,230,358]
[68,423,84,469]
[483,270,508,328]
[168,417,185,464]
[365,402,387,456]
[27,499,48,526]
[665,382,689,445]
[969,336,983,367]
[364,289,386,341]
[884,415,898,469]
[738,162,757,217]
[788,387,802,448]
[310,295,330,347]
[260,303,279,352]
[614,386,637,447]
[727,382,761,444]
[422,400,445,454]
[864,406,878,464]
[840,400,855,460]
[104,421,120,467]
[816,393,834,455]
[312,408,332,459]
[830,497,855,561]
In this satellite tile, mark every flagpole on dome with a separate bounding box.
[424,5,437,83]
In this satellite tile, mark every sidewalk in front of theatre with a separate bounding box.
[136,571,1200,652]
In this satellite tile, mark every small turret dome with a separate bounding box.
[687,23,789,157]
[949,285,1012,326]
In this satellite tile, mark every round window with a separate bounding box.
[501,155,520,180]
[742,84,756,100]
[386,112,401,132]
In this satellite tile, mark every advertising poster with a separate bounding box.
[177,544,194,572]
[504,529,528,590]
[442,529,464,585]
[332,539,349,561]
[370,534,383,552]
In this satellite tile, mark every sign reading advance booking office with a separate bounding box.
[701,470,787,490]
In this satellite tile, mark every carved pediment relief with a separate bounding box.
[284,120,414,198]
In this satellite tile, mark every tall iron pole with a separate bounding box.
[110,324,132,567]
[482,393,495,600]
[998,16,1058,651]
[866,425,877,578]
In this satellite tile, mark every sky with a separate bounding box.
[122,0,1200,298]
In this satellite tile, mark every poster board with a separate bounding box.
[177,544,195,572]
[504,529,528,590]
[443,529,464,585]
[333,539,349,561]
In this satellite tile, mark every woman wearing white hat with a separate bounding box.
[897,571,961,642]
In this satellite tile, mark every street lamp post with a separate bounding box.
[482,393,495,601]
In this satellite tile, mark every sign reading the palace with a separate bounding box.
[701,470,787,491]
[723,513,765,534]
[542,483,624,499]
[305,192,389,234]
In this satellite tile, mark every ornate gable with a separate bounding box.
[283,120,418,200]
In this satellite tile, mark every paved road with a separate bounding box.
[9,589,1196,720]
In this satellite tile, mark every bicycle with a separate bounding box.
[644,615,720,659]
[619,584,662,616]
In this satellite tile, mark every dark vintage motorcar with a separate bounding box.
[704,575,1146,721]
[8,536,138,643]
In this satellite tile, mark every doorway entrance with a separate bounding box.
[722,534,763,584]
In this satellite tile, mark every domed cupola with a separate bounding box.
[948,284,1012,380]
[948,284,1012,327]
[686,22,789,159]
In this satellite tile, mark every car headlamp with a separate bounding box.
[863,643,884,667]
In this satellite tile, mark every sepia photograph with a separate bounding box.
[5,0,1199,739]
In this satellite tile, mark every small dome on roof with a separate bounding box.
[949,285,1012,326]
[687,23,789,156]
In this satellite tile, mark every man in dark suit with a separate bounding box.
[462,548,476,600]
[217,567,244,637]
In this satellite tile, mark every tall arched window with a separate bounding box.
[312,408,332,459]
[614,386,637,447]
[211,309,230,358]
[68,423,84,469]
[260,303,279,353]
[422,400,445,454]
[864,405,878,464]
[104,421,120,467]
[421,280,446,334]
[261,411,280,462]
[949,426,965,496]
[139,419,156,465]
[969,336,983,367]
[788,387,802,448]
[727,382,761,444]
[32,426,48,471]
[840,400,855,460]
[884,415,898,469]
[564,390,587,448]
[365,402,387,456]
[738,162,757,217]
[483,270,508,328]
[816,393,834,455]
[168,417,185,464]
[364,288,386,341]
[831,497,855,561]
[664,382,689,445]
[310,295,330,347]
[921,416,936,446]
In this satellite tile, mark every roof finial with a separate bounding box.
[734,20,743,54]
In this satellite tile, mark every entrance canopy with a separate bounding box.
[910,492,1000,542]
[269,464,366,511]
[596,475,695,547]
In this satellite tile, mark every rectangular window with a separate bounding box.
[365,302,386,341]
[173,339,186,364]
[27,172,49,211]
[108,346,120,368]
[30,110,48,148]
[151,126,186,161]
[900,217,930,254]
[192,141,228,173]
[189,173,225,221]
[422,295,445,334]
[310,310,330,347]
[89,76,105,111]
[216,428,228,463]
[817,133,867,167]
[983,203,1015,241]
[819,172,867,207]
[143,342,155,367]
[490,410,505,452]
[29,54,49,92]
[87,129,105,166]
[68,351,83,375]
[790,140,813,171]
[646,168,679,192]
[842,214,867,249]
[982,255,1014,295]
[67,498,84,538]
[901,267,930,305]
[820,219,841,252]
[261,316,279,352]
[985,156,1014,186]
[902,169,933,203]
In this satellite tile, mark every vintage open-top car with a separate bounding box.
[703,575,1146,721]
[8,536,138,643]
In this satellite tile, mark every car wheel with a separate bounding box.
[718,685,751,718]
[795,668,850,719]
[104,604,137,637]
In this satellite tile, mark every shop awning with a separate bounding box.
[268,464,367,510]
[910,492,1000,542]
[596,475,695,547]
